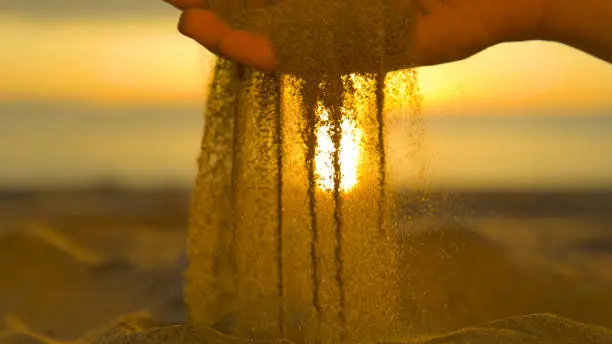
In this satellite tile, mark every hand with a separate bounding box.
[164,0,277,71]
[405,0,547,67]
[163,0,547,71]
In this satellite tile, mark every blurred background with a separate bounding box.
[0,0,611,341]
[1,1,611,191]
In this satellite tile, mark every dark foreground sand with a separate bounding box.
[1,189,611,343]
[2,313,611,343]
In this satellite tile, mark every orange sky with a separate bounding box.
[1,12,611,189]
[0,17,209,106]
[1,15,611,114]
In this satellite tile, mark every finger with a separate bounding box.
[409,15,451,66]
[178,8,276,71]
[178,8,231,51]
[218,30,277,71]
[410,14,487,68]
[163,0,209,10]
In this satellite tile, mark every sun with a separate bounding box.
[314,82,363,193]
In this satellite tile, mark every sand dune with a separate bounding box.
[408,313,612,344]
[2,313,610,344]
[0,230,184,340]
[396,226,612,333]
[3,225,610,344]
[2,190,612,343]
[0,332,50,344]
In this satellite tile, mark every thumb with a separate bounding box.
[178,8,277,71]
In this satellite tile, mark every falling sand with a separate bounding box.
[0,3,612,344]
[186,1,427,343]
[208,0,417,75]
[182,1,612,344]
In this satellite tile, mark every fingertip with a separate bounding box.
[408,15,449,67]
[219,30,277,71]
[177,8,198,37]
[178,8,232,49]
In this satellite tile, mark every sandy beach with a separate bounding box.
[1,188,611,343]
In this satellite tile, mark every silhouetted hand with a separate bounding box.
[164,0,278,71]
[162,0,611,71]
[401,0,546,67]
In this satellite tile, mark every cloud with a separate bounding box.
[0,0,176,19]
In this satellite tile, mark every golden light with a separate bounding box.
[281,70,420,194]
[314,76,364,193]
[0,17,208,104]
[190,62,422,342]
